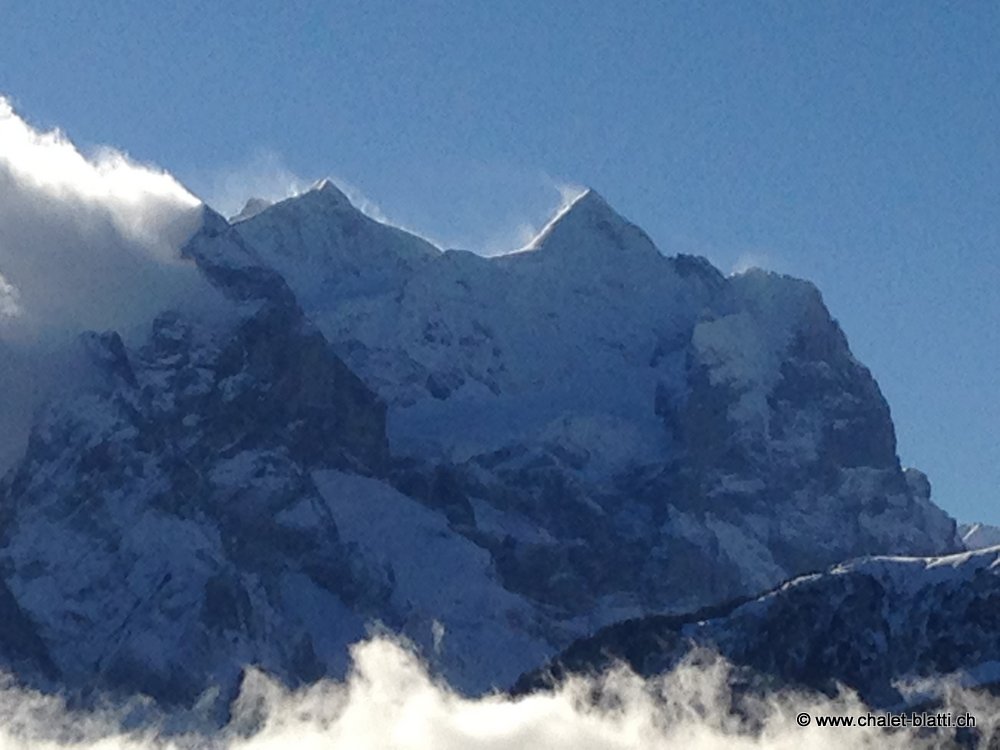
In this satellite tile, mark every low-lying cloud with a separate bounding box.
[0,636,993,749]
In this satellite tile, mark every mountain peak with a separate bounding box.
[534,188,614,236]
[524,188,661,260]
[566,186,609,211]
[306,178,353,207]
[222,180,357,229]
[290,177,357,211]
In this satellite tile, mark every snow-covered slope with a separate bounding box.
[524,545,1000,710]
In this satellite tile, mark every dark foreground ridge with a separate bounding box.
[517,547,1000,711]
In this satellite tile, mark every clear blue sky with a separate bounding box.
[1,1,997,523]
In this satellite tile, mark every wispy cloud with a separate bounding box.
[186,151,425,238]
[186,150,314,219]
[475,174,587,256]
[730,249,776,275]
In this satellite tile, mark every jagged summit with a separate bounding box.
[237,179,357,221]
[565,187,611,213]
[228,177,438,310]
[521,188,661,261]
[223,180,354,227]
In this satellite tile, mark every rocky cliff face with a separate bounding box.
[0,214,388,704]
[0,186,960,708]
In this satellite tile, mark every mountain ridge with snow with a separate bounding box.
[0,177,962,713]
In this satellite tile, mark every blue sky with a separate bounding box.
[1,1,997,523]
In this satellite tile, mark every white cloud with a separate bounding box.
[0,96,211,339]
[0,636,990,749]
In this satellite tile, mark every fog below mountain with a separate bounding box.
[0,635,992,750]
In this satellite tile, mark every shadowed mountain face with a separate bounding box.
[0,186,959,708]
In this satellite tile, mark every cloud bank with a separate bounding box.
[0,96,210,340]
[0,635,992,750]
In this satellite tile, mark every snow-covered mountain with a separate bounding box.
[522,545,1000,712]
[0,181,961,709]
[232,182,957,612]
[0,208,552,705]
